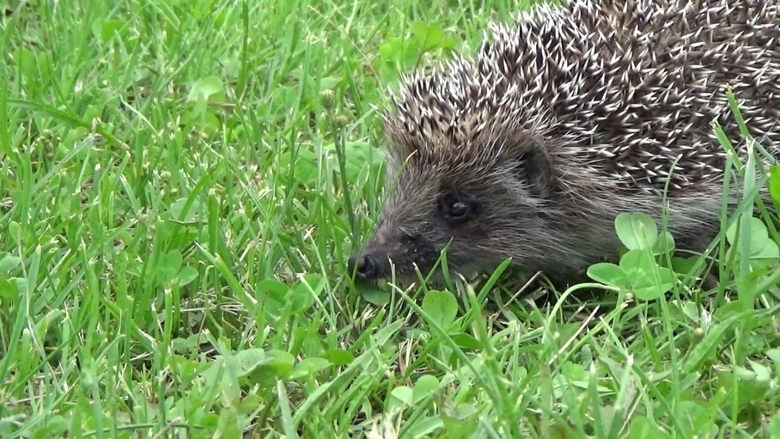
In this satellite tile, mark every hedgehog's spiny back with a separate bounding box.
[482,0,780,188]
[385,0,780,195]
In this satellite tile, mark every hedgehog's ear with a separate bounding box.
[512,139,557,198]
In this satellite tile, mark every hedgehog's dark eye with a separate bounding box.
[439,192,480,225]
[450,201,469,217]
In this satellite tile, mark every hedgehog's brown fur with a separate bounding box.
[348,0,780,288]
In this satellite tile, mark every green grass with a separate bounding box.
[2,0,780,437]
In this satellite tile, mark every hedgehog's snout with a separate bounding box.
[347,249,388,281]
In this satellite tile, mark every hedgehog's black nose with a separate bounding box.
[348,251,381,280]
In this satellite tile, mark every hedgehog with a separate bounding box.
[347,0,780,288]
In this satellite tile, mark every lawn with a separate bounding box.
[2,0,780,437]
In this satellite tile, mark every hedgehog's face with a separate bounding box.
[347,136,558,285]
